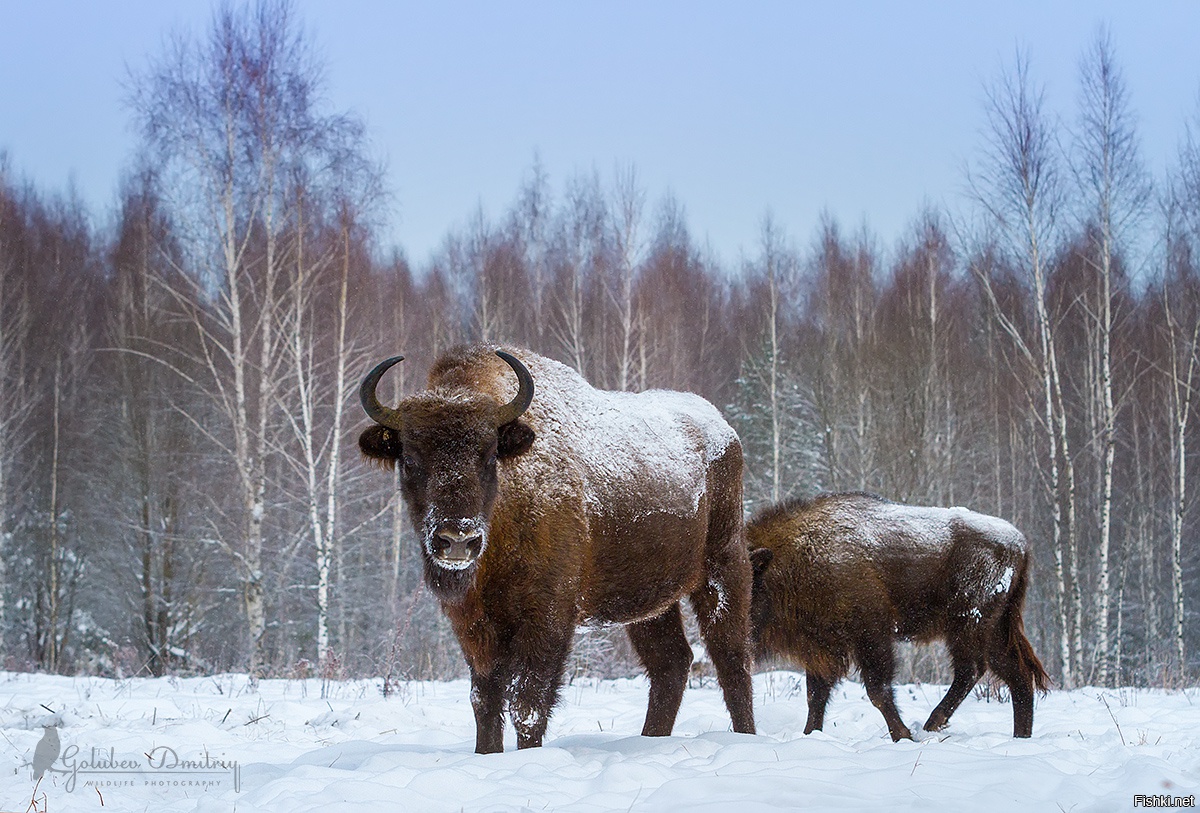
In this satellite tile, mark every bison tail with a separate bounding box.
[1004,556,1051,694]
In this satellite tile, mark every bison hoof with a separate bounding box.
[890,726,914,742]
[923,715,948,732]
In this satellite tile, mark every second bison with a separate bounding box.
[748,492,1048,740]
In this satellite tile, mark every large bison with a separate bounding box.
[358,345,756,753]
[747,492,1049,740]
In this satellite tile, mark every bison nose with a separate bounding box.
[432,528,484,563]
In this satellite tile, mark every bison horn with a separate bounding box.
[495,350,534,424]
[360,356,405,430]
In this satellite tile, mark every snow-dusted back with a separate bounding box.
[501,352,738,521]
[803,499,1026,562]
[784,496,1029,617]
[851,502,1026,553]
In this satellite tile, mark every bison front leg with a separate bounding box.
[627,603,692,736]
[506,631,572,749]
[469,667,505,754]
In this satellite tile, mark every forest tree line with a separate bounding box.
[0,3,1198,688]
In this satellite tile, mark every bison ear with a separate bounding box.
[359,425,403,469]
[497,420,535,460]
[749,547,774,578]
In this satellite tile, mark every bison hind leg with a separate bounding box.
[986,625,1037,738]
[855,638,912,741]
[803,672,836,734]
[627,603,692,737]
[923,656,982,733]
[924,615,990,733]
[690,558,756,735]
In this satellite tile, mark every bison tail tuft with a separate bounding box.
[1005,556,1051,694]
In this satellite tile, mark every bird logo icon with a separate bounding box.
[32,725,60,782]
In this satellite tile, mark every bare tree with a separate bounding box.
[1071,29,1149,684]
[550,172,606,375]
[729,215,824,509]
[756,215,789,502]
[107,170,204,675]
[1161,267,1197,681]
[281,190,380,663]
[808,217,879,492]
[0,161,30,653]
[510,156,552,347]
[876,209,959,504]
[968,50,1081,684]
[609,165,645,391]
[129,0,364,671]
[1164,107,1200,678]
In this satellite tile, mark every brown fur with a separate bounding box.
[748,492,1049,740]
[359,344,756,753]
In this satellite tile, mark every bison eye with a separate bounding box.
[402,454,417,472]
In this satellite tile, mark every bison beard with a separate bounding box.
[359,345,756,753]
[748,492,1050,740]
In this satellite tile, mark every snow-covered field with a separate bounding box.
[2,670,1196,812]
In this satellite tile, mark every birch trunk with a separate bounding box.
[47,361,62,672]
[1027,207,1077,687]
[320,225,351,661]
[611,167,643,393]
[0,213,17,646]
[1095,229,1116,685]
[1166,297,1197,678]
[769,245,782,502]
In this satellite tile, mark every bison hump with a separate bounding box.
[517,355,737,520]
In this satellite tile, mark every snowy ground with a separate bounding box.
[1,670,1196,812]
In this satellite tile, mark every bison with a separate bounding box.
[747,492,1049,740]
[358,345,756,753]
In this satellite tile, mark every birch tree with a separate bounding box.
[1161,258,1198,680]
[1071,29,1149,684]
[130,0,362,671]
[609,165,645,391]
[0,164,29,653]
[550,173,606,376]
[1165,103,1200,678]
[755,215,789,503]
[969,51,1081,685]
[282,195,377,664]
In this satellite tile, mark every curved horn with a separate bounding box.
[495,350,534,425]
[360,356,405,429]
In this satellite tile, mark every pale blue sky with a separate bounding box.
[3,1,1199,265]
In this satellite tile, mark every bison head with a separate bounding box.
[358,350,536,599]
